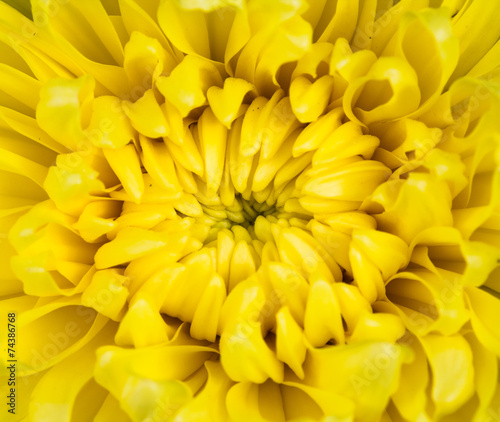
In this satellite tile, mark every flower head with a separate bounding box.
[1,0,500,421]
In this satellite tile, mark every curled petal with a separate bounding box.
[343,56,421,125]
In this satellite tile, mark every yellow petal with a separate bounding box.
[290,75,334,123]
[0,63,40,114]
[103,144,144,201]
[95,227,188,269]
[228,240,257,291]
[276,306,306,379]
[390,333,430,422]
[198,107,228,193]
[350,228,408,303]
[343,56,421,125]
[81,269,129,321]
[0,147,47,188]
[313,0,359,45]
[156,55,223,117]
[123,89,169,137]
[13,301,106,375]
[85,96,136,148]
[157,0,214,58]
[267,262,309,326]
[220,278,284,383]
[303,160,391,201]
[190,273,227,342]
[312,122,379,167]
[466,287,500,357]
[420,334,474,418]
[172,361,233,422]
[448,0,500,83]
[94,394,130,422]
[28,321,116,422]
[323,211,376,235]
[36,75,95,151]
[293,107,344,157]
[139,135,181,193]
[95,339,208,422]
[73,200,119,243]
[207,77,256,128]
[43,156,106,216]
[303,341,412,422]
[393,8,459,115]
[303,275,345,347]
[465,332,498,420]
[386,268,470,336]
[123,31,176,93]
[349,313,405,344]
[225,382,267,422]
[0,106,67,154]
[114,295,171,347]
[368,173,454,244]
[119,0,181,60]
[276,227,338,282]
[31,0,124,65]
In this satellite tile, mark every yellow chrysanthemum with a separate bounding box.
[1,0,500,420]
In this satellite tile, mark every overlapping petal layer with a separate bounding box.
[1,0,500,421]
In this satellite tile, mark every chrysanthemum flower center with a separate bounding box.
[10,70,398,378]
[201,194,279,229]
